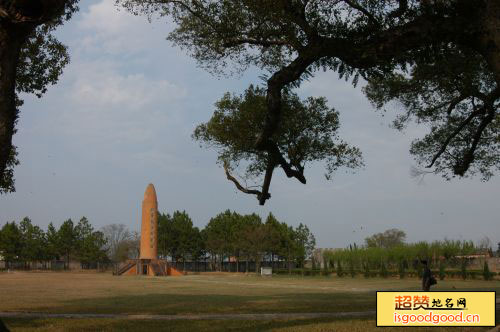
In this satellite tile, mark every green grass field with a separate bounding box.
[0,271,498,331]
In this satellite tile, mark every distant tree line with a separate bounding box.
[0,217,108,269]
[0,211,316,273]
[323,229,496,281]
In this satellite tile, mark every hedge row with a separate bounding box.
[273,269,498,279]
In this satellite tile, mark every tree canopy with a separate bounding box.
[120,0,499,204]
[364,228,406,249]
[193,85,362,203]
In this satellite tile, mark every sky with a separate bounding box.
[1,0,498,249]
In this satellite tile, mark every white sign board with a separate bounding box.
[260,267,272,276]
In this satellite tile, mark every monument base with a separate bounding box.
[115,259,183,276]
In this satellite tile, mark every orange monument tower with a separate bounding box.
[140,183,158,260]
[116,184,182,276]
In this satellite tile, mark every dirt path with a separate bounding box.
[0,311,375,321]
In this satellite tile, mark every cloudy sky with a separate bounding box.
[1,0,498,248]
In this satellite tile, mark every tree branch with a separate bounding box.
[446,94,469,115]
[426,106,486,168]
[388,0,408,19]
[453,106,496,176]
[343,0,380,25]
[223,161,270,204]
[222,37,289,48]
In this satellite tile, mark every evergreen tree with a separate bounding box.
[0,221,22,268]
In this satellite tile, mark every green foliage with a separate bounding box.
[364,48,498,180]
[294,223,316,268]
[158,211,202,264]
[0,147,19,195]
[57,219,76,267]
[0,215,107,269]
[193,85,362,185]
[74,217,108,265]
[323,239,483,280]
[0,221,22,266]
[365,228,406,248]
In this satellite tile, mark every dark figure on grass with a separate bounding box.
[421,260,436,291]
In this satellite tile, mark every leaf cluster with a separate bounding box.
[193,85,363,182]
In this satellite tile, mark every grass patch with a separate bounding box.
[2,317,494,332]
[0,272,498,331]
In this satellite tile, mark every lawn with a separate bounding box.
[0,271,498,331]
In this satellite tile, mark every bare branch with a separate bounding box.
[223,161,270,203]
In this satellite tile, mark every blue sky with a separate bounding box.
[1,0,498,248]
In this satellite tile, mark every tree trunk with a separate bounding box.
[0,23,31,185]
[288,248,292,275]
[255,255,261,275]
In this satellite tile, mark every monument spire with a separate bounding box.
[140,183,158,260]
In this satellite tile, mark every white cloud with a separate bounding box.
[70,62,186,109]
[44,58,187,153]
[77,0,165,54]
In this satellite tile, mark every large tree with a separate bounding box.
[365,228,406,249]
[0,221,22,268]
[120,0,499,204]
[101,223,132,263]
[0,0,78,193]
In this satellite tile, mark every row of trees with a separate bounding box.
[0,217,108,269]
[323,235,495,280]
[1,211,316,273]
[156,210,315,273]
